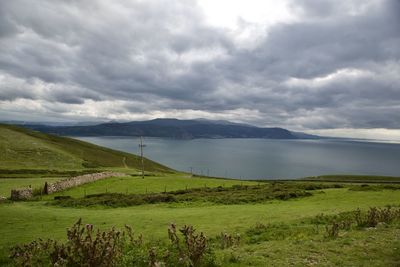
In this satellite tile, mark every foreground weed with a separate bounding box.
[166,223,216,266]
[217,232,241,249]
[11,218,123,267]
[325,222,340,238]
[355,207,400,227]
[11,220,216,267]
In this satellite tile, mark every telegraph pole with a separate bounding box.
[139,136,146,179]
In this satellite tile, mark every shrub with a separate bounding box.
[325,222,340,238]
[10,219,124,267]
[355,207,400,227]
[53,184,315,208]
[166,223,216,266]
[218,232,241,249]
[11,220,216,267]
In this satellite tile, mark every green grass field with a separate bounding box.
[302,174,400,183]
[44,174,258,199]
[1,125,400,266]
[1,184,399,266]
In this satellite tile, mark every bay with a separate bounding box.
[74,137,400,179]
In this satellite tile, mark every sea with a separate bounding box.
[74,136,400,180]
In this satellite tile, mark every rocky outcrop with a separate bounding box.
[44,171,125,194]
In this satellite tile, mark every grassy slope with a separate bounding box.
[1,124,400,265]
[302,175,400,183]
[0,188,399,266]
[0,124,172,173]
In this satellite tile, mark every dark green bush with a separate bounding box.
[53,184,316,208]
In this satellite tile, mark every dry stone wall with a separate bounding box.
[11,188,33,200]
[44,171,125,194]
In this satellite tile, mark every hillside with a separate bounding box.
[302,175,400,183]
[0,124,172,173]
[24,118,298,139]
[1,125,400,266]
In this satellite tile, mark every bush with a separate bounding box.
[10,220,217,267]
[355,207,400,227]
[217,232,241,249]
[166,223,216,267]
[53,184,315,208]
[10,219,124,267]
[325,222,340,238]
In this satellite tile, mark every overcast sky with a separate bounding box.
[0,0,399,140]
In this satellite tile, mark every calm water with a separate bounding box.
[75,137,400,179]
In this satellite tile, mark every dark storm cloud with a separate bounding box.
[0,0,399,131]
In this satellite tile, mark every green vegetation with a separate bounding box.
[0,124,171,172]
[10,220,217,267]
[303,174,400,183]
[13,207,399,267]
[50,183,346,208]
[1,124,400,266]
[1,186,400,266]
[51,183,323,207]
[43,174,258,199]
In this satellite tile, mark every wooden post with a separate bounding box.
[139,137,146,179]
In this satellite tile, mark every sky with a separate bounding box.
[0,0,399,140]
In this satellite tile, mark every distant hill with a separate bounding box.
[290,131,321,139]
[0,124,172,172]
[23,118,307,139]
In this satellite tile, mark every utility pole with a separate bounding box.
[139,136,146,179]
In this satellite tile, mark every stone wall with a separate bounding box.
[11,188,33,200]
[44,171,125,194]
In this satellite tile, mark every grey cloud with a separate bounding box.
[228,7,400,81]
[0,0,399,131]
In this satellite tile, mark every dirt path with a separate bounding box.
[122,157,128,168]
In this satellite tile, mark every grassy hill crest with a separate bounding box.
[0,124,172,173]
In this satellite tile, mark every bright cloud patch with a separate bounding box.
[0,0,399,140]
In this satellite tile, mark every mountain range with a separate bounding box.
[19,118,320,139]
